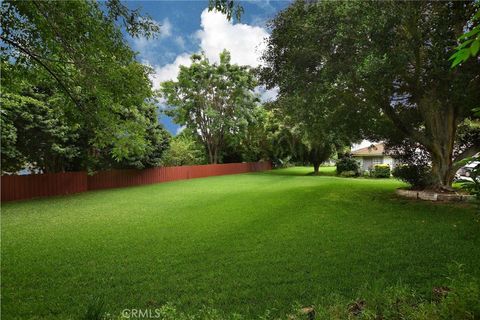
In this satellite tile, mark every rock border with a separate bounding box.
[395,189,475,202]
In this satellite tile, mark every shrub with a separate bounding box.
[161,132,206,166]
[336,155,359,176]
[371,164,391,178]
[340,170,358,177]
[456,156,480,201]
[392,164,432,189]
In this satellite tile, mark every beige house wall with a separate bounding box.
[353,156,396,171]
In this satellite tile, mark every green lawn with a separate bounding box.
[2,167,480,319]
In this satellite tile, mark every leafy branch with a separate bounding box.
[450,9,480,67]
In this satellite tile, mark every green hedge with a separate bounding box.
[392,164,432,188]
[371,164,391,178]
[336,156,360,176]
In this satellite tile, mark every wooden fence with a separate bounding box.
[1,162,271,202]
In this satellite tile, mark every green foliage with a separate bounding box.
[392,164,433,189]
[228,106,270,163]
[336,155,360,176]
[1,1,169,172]
[263,104,310,167]
[161,131,207,167]
[339,170,358,178]
[208,0,243,22]
[450,9,480,67]
[1,91,79,173]
[262,1,480,189]
[371,164,391,178]
[456,156,480,201]
[161,50,259,164]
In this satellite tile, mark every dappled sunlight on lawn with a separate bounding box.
[1,167,479,319]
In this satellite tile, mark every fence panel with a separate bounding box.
[1,162,271,202]
[1,172,88,202]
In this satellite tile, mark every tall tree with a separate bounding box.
[161,50,259,164]
[1,0,170,172]
[262,0,480,189]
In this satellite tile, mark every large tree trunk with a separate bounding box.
[420,94,458,191]
[430,149,455,190]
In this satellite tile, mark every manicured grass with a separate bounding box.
[2,167,480,319]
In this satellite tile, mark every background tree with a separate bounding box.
[262,104,309,167]
[261,1,364,173]
[262,0,480,189]
[1,90,79,173]
[161,50,259,164]
[1,0,170,172]
[220,105,271,163]
[208,0,243,21]
[161,130,207,167]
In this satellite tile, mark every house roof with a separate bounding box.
[351,143,385,156]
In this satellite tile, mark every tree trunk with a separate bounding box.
[206,143,214,164]
[313,162,320,175]
[213,147,218,164]
[420,93,457,191]
[311,147,320,175]
[429,145,455,191]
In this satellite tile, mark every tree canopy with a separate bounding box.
[1,0,169,173]
[262,0,480,187]
[161,50,259,164]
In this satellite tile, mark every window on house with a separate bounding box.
[372,157,383,165]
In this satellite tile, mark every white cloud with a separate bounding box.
[176,125,186,135]
[195,9,269,67]
[150,10,276,102]
[160,18,172,38]
[255,86,279,102]
[174,36,185,49]
[150,53,192,89]
[131,18,173,62]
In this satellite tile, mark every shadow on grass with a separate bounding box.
[265,166,337,177]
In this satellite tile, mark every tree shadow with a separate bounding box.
[266,166,337,177]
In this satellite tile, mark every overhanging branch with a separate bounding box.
[1,35,82,109]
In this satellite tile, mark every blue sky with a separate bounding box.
[123,0,291,134]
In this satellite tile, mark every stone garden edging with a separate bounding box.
[395,189,475,202]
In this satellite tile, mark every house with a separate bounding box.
[351,142,396,172]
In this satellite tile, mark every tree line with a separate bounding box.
[2,0,479,192]
[0,0,318,175]
[260,0,480,190]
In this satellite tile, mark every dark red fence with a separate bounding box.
[1,172,88,202]
[1,162,271,202]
